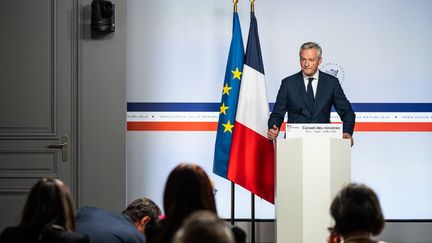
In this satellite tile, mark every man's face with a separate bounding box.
[300,48,322,76]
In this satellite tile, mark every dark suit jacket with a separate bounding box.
[268,70,355,135]
[75,207,145,243]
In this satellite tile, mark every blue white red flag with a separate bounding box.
[227,12,275,204]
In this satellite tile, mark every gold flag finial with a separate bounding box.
[250,0,255,13]
[233,0,238,12]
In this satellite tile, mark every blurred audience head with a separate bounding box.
[172,210,234,243]
[19,177,76,232]
[163,163,216,219]
[156,162,216,243]
[122,197,161,233]
[329,183,385,238]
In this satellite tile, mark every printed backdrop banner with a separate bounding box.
[126,0,432,219]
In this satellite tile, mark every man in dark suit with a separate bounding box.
[75,197,161,243]
[267,42,355,145]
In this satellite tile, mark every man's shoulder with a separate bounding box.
[282,71,303,83]
[76,207,126,227]
[75,208,142,243]
[76,207,111,218]
[319,70,339,82]
[108,222,145,243]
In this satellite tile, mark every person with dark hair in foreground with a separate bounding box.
[150,163,217,243]
[172,210,235,243]
[328,183,387,243]
[0,177,89,243]
[75,197,161,243]
[149,163,246,243]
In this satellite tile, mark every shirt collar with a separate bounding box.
[302,70,319,80]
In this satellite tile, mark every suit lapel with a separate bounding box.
[294,72,309,110]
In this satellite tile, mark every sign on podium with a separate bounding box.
[286,123,342,138]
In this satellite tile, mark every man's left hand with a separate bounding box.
[343,133,354,146]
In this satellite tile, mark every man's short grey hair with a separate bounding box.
[300,42,322,57]
[122,197,161,223]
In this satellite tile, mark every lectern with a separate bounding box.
[275,134,351,243]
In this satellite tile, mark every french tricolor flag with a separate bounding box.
[227,12,275,204]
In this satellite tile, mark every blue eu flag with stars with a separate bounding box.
[213,12,244,179]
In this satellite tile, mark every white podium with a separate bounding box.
[275,137,351,243]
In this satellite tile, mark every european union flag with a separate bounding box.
[213,12,244,178]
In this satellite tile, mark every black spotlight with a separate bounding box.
[91,0,115,33]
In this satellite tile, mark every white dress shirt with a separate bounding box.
[302,71,319,98]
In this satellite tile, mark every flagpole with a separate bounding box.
[251,193,256,243]
[230,0,238,227]
[250,0,255,13]
[231,182,235,225]
[249,1,256,243]
[249,0,255,243]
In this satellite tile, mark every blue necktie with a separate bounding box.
[307,77,314,110]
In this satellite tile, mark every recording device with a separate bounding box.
[91,0,115,33]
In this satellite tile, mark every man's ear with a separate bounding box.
[140,215,151,226]
[135,216,151,233]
